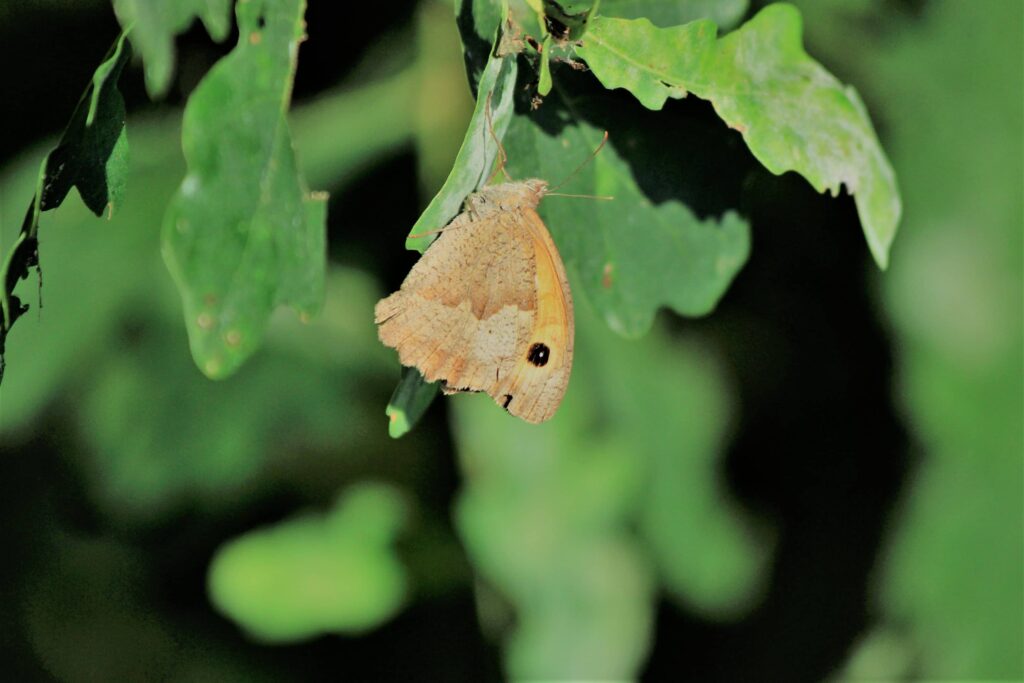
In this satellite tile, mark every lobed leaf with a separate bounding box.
[384,0,753,436]
[576,4,901,267]
[598,0,749,29]
[113,0,232,97]
[455,3,751,338]
[163,0,326,380]
[501,81,750,336]
[1,64,422,433]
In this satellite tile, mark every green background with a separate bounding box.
[0,0,1020,680]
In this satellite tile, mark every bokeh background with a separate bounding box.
[1,0,1021,680]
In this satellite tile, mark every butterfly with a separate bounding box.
[374,178,574,423]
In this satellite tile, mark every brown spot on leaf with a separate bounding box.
[602,262,614,289]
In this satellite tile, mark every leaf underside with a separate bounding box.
[576,4,901,267]
[0,31,132,383]
[162,0,326,380]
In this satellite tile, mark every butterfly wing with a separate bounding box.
[374,200,574,423]
[494,206,574,423]
[375,209,535,396]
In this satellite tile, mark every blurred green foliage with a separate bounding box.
[790,0,1023,678]
[208,482,408,641]
[452,301,764,678]
[0,0,1020,681]
[112,0,231,96]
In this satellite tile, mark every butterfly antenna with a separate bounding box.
[545,192,615,200]
[548,131,609,192]
[485,93,511,185]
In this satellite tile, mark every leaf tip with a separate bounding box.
[386,408,410,439]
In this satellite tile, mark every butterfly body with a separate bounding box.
[375,180,574,423]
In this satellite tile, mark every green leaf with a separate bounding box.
[385,367,439,439]
[460,0,749,48]
[0,63,421,435]
[452,5,750,338]
[456,0,508,88]
[599,0,749,29]
[113,0,231,97]
[502,87,750,336]
[576,4,902,268]
[37,32,132,218]
[538,35,553,95]
[404,36,518,253]
[0,31,131,382]
[208,482,409,641]
[75,268,396,524]
[163,0,326,380]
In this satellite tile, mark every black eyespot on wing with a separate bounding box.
[503,394,513,409]
[527,343,549,367]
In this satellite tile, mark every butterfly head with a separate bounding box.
[469,180,549,214]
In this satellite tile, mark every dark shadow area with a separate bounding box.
[294,1,419,101]
[513,59,756,222]
[325,151,423,291]
[455,0,496,95]
[645,171,911,682]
